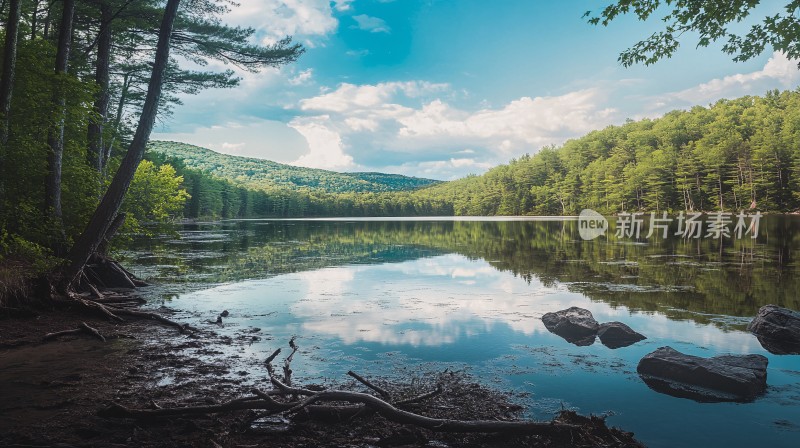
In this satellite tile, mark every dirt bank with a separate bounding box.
[0,308,644,447]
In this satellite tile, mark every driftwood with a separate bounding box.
[100,388,579,435]
[44,321,106,342]
[98,339,581,437]
[286,389,578,434]
[348,370,391,399]
[283,336,298,386]
[99,395,295,419]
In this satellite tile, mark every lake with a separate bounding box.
[119,216,800,448]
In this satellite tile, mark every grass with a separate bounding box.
[0,258,35,308]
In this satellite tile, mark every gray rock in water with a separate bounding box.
[597,322,646,349]
[637,346,768,402]
[542,307,599,345]
[747,305,800,355]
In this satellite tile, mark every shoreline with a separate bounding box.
[0,306,644,447]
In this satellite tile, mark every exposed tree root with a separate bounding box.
[107,307,196,333]
[53,289,193,334]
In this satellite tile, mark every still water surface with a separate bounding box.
[120,217,800,448]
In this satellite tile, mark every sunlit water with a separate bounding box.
[120,217,800,448]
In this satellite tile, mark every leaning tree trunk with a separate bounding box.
[44,0,75,253]
[62,0,181,289]
[87,0,112,173]
[0,0,21,210]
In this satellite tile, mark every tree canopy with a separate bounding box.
[586,0,800,66]
[0,0,303,277]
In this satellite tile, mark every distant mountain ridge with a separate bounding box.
[147,141,441,193]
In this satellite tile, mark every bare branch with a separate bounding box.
[347,371,391,400]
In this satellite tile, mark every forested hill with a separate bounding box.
[146,89,800,220]
[147,141,440,193]
[410,89,800,215]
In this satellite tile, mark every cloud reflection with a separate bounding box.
[283,254,764,353]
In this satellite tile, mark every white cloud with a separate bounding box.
[666,52,800,106]
[352,14,391,33]
[288,68,314,86]
[152,119,310,162]
[223,0,339,44]
[398,90,616,147]
[333,0,354,11]
[221,142,245,151]
[289,116,356,170]
[300,81,447,113]
[346,49,370,57]
[289,81,620,178]
[383,159,494,180]
[344,117,380,131]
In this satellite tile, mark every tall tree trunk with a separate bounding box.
[30,0,39,40]
[87,1,112,172]
[42,3,51,39]
[0,0,21,213]
[63,0,181,288]
[0,0,21,144]
[44,0,75,253]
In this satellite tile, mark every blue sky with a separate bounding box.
[153,0,800,180]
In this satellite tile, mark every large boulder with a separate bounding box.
[637,346,768,402]
[597,322,646,349]
[747,305,800,355]
[542,307,599,346]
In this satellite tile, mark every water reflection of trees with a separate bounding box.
[120,217,800,325]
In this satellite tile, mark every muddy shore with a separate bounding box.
[0,308,644,447]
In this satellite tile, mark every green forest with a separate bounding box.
[418,89,800,216]
[2,0,800,280]
[0,0,302,276]
[146,89,800,220]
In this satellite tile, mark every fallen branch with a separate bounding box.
[44,322,106,342]
[106,307,196,333]
[395,384,443,406]
[100,387,578,435]
[284,337,298,386]
[348,370,391,400]
[65,294,124,322]
[288,390,579,434]
[265,348,282,368]
[96,340,614,442]
[98,396,293,419]
[269,373,315,396]
[90,295,147,306]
